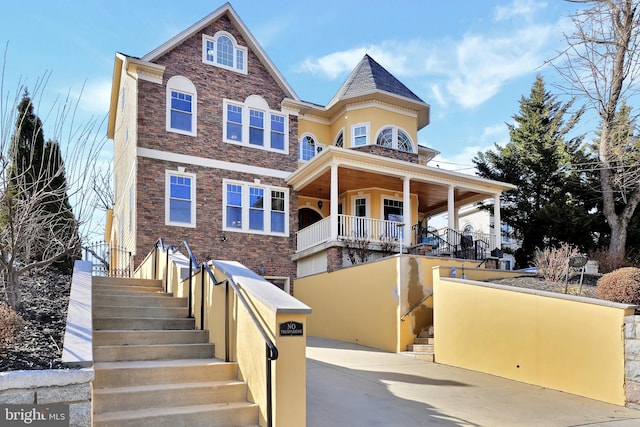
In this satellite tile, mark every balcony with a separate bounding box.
[296,215,495,261]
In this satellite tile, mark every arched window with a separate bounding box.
[166,76,197,136]
[397,130,413,152]
[376,128,393,148]
[300,135,317,161]
[334,130,344,147]
[375,126,415,153]
[203,31,247,73]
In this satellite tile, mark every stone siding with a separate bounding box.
[352,145,419,163]
[0,369,94,427]
[131,14,299,290]
[625,315,640,409]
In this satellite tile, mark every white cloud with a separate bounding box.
[430,145,491,175]
[296,20,558,109]
[494,0,547,22]
[481,123,509,145]
[74,79,112,116]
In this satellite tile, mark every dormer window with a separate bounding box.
[203,31,247,74]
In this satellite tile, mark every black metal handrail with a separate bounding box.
[210,262,278,427]
[400,292,433,321]
[151,239,278,427]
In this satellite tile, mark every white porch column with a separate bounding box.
[330,164,339,240]
[447,185,455,230]
[493,193,502,250]
[403,176,411,247]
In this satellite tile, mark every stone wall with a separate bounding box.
[625,315,640,409]
[0,368,94,426]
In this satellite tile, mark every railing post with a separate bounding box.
[225,280,229,363]
[188,260,193,318]
[200,264,205,330]
[165,247,170,293]
[266,344,273,427]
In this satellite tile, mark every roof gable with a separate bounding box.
[141,2,298,100]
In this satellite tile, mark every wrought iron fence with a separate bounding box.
[83,241,132,277]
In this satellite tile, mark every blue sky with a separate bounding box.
[1,0,586,173]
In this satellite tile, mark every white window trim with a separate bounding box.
[351,123,370,147]
[222,179,289,236]
[202,31,248,74]
[334,128,345,147]
[223,97,289,154]
[166,76,197,137]
[299,132,323,162]
[165,169,197,228]
[374,125,416,153]
[379,195,404,220]
[351,194,370,217]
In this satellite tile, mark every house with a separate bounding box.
[106,2,514,293]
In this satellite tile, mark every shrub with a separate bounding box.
[534,243,578,282]
[0,301,24,345]
[597,267,640,305]
[589,247,640,274]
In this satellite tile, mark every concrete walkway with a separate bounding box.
[306,337,640,427]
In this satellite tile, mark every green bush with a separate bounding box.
[0,301,24,345]
[597,267,640,305]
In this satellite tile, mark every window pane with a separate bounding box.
[206,40,215,62]
[226,105,242,142]
[354,126,367,146]
[335,131,344,147]
[217,36,233,67]
[226,206,242,228]
[377,128,393,147]
[270,114,285,150]
[170,176,191,199]
[249,110,264,146]
[271,211,285,233]
[227,184,242,206]
[398,130,413,152]
[301,136,315,161]
[170,91,192,132]
[249,187,264,230]
[170,199,191,223]
[236,49,244,70]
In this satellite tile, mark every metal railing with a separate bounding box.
[152,238,278,427]
[400,292,433,322]
[83,241,132,277]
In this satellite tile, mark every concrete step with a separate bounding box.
[94,330,209,346]
[93,284,165,294]
[94,343,215,362]
[413,337,435,345]
[93,380,247,414]
[93,294,186,307]
[93,359,237,388]
[93,277,163,288]
[93,317,195,331]
[93,401,259,427]
[407,344,434,352]
[93,305,189,319]
[401,351,435,362]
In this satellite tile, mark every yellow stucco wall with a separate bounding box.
[433,268,634,405]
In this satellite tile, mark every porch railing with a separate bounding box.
[296,214,405,252]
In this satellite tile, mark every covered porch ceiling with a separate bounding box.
[287,147,515,217]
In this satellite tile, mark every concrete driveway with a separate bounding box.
[306,337,640,427]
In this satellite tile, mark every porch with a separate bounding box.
[296,214,495,260]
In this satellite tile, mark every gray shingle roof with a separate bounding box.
[331,55,425,105]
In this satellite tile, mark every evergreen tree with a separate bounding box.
[473,75,599,267]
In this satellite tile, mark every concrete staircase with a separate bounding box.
[92,276,259,427]
[402,326,435,362]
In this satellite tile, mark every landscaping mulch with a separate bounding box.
[0,268,71,372]
[488,273,601,298]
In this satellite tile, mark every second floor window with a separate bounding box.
[375,126,415,153]
[223,97,288,153]
[223,180,289,236]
